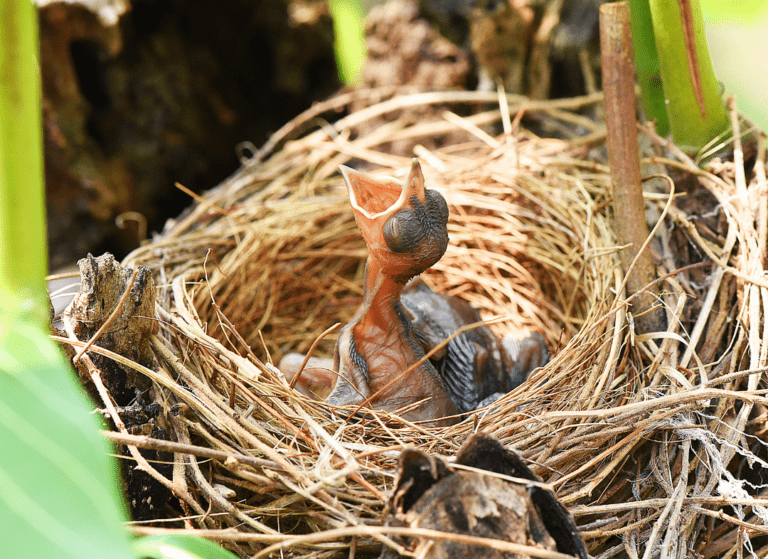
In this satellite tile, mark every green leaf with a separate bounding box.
[133,535,240,559]
[0,313,134,559]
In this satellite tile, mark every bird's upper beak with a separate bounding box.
[340,159,427,224]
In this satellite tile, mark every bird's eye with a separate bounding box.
[384,211,423,253]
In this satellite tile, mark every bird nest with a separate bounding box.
[116,88,768,558]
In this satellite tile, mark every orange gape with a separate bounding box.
[279,159,548,426]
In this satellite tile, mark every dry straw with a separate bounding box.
[109,88,768,558]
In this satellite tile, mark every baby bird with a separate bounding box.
[280,160,547,425]
[327,160,460,426]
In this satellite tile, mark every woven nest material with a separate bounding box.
[120,88,768,559]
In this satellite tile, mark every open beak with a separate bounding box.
[340,159,427,223]
[341,158,447,281]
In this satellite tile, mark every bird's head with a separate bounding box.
[341,159,449,283]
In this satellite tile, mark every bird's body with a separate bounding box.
[401,278,547,413]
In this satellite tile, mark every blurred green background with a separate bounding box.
[701,0,768,133]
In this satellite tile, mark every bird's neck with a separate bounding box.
[359,258,411,330]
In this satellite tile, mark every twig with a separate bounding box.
[600,1,663,333]
[100,430,283,470]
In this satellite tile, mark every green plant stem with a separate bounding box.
[629,0,669,136]
[648,0,728,150]
[328,0,366,84]
[0,0,48,323]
